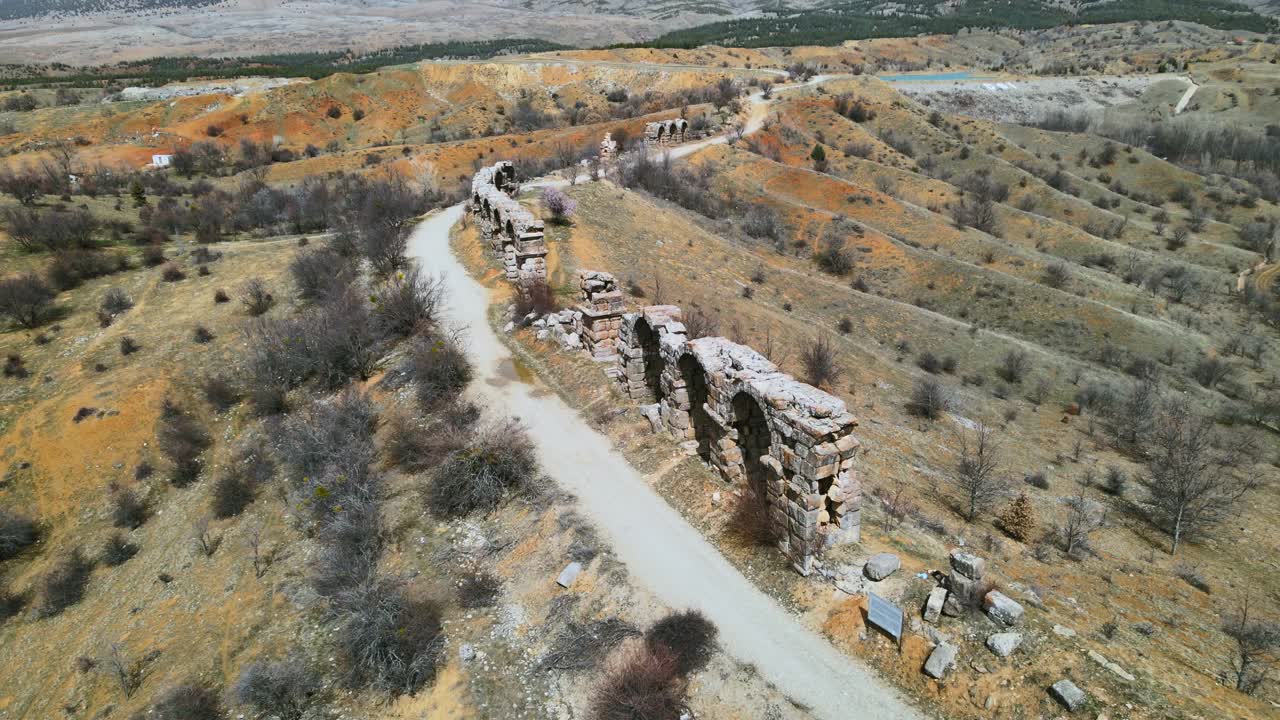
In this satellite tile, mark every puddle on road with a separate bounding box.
[487,356,550,397]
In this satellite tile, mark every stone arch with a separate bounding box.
[505,219,515,239]
[656,124,666,140]
[678,353,714,462]
[731,391,772,496]
[634,318,664,401]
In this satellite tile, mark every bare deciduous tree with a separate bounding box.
[953,423,1008,523]
[1056,489,1105,559]
[1223,592,1280,696]
[1145,400,1259,554]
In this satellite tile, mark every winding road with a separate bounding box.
[407,81,927,717]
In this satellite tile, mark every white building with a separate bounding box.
[151,154,173,168]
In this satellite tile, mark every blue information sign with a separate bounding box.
[866,591,904,644]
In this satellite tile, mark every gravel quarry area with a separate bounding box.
[894,74,1191,124]
[112,77,305,102]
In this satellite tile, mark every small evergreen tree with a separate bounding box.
[999,491,1036,542]
[810,144,828,172]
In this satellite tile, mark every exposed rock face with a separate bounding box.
[864,553,901,581]
[1049,679,1087,712]
[983,591,1025,626]
[986,632,1022,657]
[923,643,958,679]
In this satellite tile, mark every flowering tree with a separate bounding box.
[542,187,576,224]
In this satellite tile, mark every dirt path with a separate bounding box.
[1174,76,1198,114]
[407,206,926,720]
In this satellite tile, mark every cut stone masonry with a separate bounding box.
[470,161,548,296]
[468,161,862,574]
[644,118,689,146]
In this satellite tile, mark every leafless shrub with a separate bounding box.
[725,488,780,547]
[908,378,954,419]
[160,263,186,282]
[372,265,442,339]
[157,399,211,486]
[645,610,717,676]
[119,336,140,356]
[801,336,841,389]
[590,644,685,720]
[0,272,57,328]
[193,325,215,344]
[104,643,144,698]
[995,350,1031,384]
[0,510,38,560]
[457,572,502,608]
[241,278,275,316]
[101,532,139,566]
[331,578,444,695]
[409,333,473,411]
[1174,564,1211,594]
[213,288,230,304]
[144,682,225,720]
[0,584,27,622]
[100,288,133,316]
[232,658,320,720]
[210,471,255,519]
[382,406,472,473]
[201,374,240,412]
[290,247,355,302]
[37,547,94,617]
[426,419,538,517]
[193,516,221,557]
[540,618,641,672]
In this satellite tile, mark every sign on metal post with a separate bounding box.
[866,591,904,646]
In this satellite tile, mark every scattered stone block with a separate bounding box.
[863,553,900,581]
[949,551,986,580]
[1088,649,1135,682]
[556,561,582,588]
[941,591,964,617]
[1053,624,1077,638]
[923,643,958,679]
[983,590,1024,626]
[986,632,1022,657]
[923,586,947,623]
[1049,679,1087,712]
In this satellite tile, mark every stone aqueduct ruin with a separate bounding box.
[469,161,862,574]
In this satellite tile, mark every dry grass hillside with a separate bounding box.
[3,20,1280,720]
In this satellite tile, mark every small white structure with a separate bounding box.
[151,154,173,168]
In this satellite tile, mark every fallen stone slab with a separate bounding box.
[923,586,948,623]
[1052,624,1077,638]
[556,561,583,588]
[864,552,901,581]
[1049,679,1087,712]
[923,643,958,679]
[984,590,1025,626]
[1088,649,1135,682]
[986,631,1023,657]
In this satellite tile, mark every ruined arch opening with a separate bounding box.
[635,318,664,402]
[505,219,515,239]
[731,392,771,497]
[678,354,713,462]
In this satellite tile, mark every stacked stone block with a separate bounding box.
[616,305,683,401]
[943,550,986,617]
[576,270,625,361]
